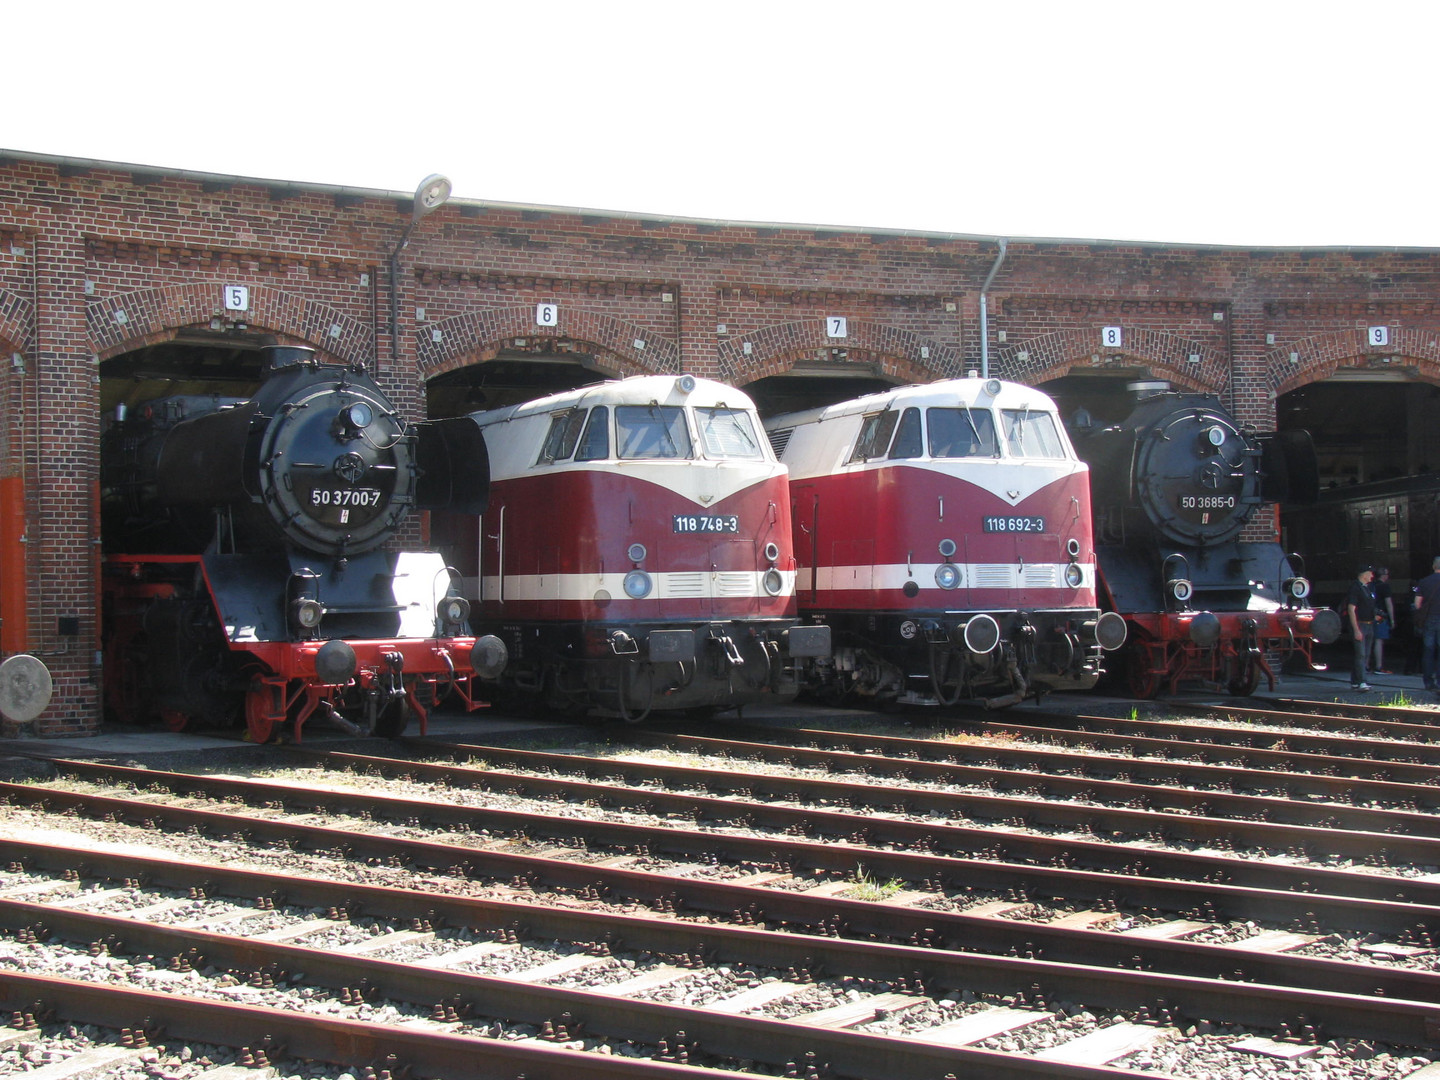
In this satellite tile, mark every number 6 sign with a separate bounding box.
[536,303,559,327]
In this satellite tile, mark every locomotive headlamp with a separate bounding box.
[676,374,697,394]
[1066,537,1081,558]
[764,541,781,563]
[762,568,784,596]
[291,598,325,633]
[984,379,1003,396]
[938,538,958,559]
[1168,578,1194,604]
[1064,562,1084,588]
[439,595,470,628]
[623,570,653,599]
[343,401,374,430]
[1284,576,1311,601]
[627,543,647,563]
[1204,425,1226,448]
[935,563,961,590]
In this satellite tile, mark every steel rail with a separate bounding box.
[4,770,1440,1001]
[22,754,1440,927]
[400,732,1440,841]
[2,844,1437,1047]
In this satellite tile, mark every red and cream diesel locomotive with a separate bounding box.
[764,375,1127,707]
[447,374,830,720]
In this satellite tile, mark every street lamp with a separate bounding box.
[388,173,453,365]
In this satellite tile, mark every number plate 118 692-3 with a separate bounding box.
[983,516,1046,533]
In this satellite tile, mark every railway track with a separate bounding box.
[0,699,1437,1079]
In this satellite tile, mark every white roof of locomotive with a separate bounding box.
[763,375,1061,431]
[470,374,759,429]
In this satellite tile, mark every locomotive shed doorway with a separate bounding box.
[1276,374,1440,616]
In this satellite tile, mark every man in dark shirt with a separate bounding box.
[1413,556,1440,692]
[1346,565,1376,691]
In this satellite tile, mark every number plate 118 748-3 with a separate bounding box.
[673,514,740,534]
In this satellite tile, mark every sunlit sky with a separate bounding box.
[6,1,1434,248]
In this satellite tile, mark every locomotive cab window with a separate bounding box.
[538,408,587,464]
[926,407,997,458]
[889,407,923,459]
[696,406,765,459]
[1001,408,1067,459]
[848,409,899,462]
[616,404,693,460]
[575,406,610,461]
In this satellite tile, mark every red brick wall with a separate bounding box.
[4,152,1440,732]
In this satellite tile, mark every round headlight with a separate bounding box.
[627,543,647,563]
[764,541,781,563]
[1286,576,1311,600]
[1205,425,1226,447]
[1169,578,1194,603]
[935,564,961,590]
[623,570,653,599]
[440,595,470,626]
[345,401,373,429]
[1066,537,1081,558]
[938,538,958,559]
[292,598,325,630]
[1064,562,1084,588]
[762,568,784,596]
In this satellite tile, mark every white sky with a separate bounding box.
[6,1,1435,249]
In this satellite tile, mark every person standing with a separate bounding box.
[1346,565,1376,691]
[1414,556,1440,692]
[1371,567,1395,674]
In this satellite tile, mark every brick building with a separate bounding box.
[2,149,1437,735]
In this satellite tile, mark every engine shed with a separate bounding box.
[2,148,1438,734]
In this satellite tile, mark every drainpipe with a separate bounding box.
[979,238,1008,378]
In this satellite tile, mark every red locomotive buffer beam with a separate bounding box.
[1118,603,1340,700]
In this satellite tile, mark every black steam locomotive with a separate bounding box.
[101,345,505,742]
[1069,389,1341,697]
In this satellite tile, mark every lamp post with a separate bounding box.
[388,173,453,367]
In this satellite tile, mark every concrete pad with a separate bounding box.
[915,1007,1055,1046]
[1031,1022,1168,1065]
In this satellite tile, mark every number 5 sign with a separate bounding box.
[223,285,250,312]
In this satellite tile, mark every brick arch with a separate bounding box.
[994,327,1223,391]
[86,284,373,365]
[717,319,956,386]
[416,305,677,380]
[1268,327,1440,395]
[0,287,34,355]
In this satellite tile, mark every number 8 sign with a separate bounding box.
[1102,326,1122,347]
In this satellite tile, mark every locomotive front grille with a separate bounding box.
[973,565,1014,588]
[1022,565,1058,588]
[714,572,756,597]
[664,573,706,598]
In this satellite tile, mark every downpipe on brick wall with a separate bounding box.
[979,238,1008,378]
